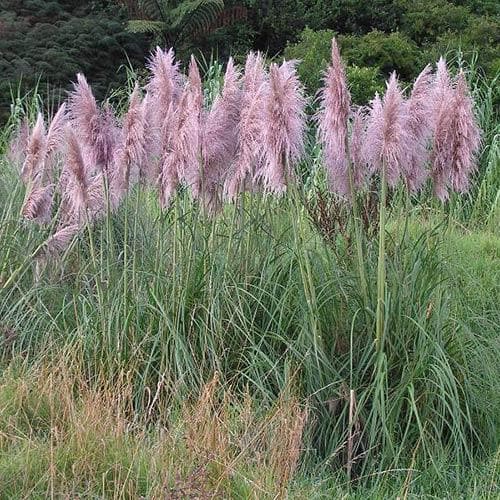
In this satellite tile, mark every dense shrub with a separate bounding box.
[339,30,422,82]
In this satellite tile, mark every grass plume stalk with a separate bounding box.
[375,162,387,354]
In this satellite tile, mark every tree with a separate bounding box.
[122,0,225,50]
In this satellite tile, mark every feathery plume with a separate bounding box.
[145,47,183,163]
[68,74,117,174]
[178,56,203,196]
[137,93,158,184]
[95,104,119,174]
[35,223,80,263]
[224,52,267,200]
[431,71,480,200]
[201,57,242,211]
[145,47,183,113]
[260,59,306,193]
[21,184,53,223]
[45,103,67,157]
[7,118,29,170]
[62,127,104,222]
[21,113,46,184]
[349,106,368,189]
[114,84,146,195]
[41,102,68,183]
[158,57,203,208]
[431,58,454,200]
[364,73,410,187]
[317,37,351,197]
[434,57,452,118]
[403,65,434,192]
[68,74,100,155]
[158,146,178,209]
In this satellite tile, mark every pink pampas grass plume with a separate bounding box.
[317,37,351,197]
[177,56,203,196]
[434,57,453,119]
[21,184,53,223]
[34,222,80,280]
[403,65,434,192]
[62,127,104,222]
[21,113,46,184]
[68,74,99,156]
[158,56,203,208]
[158,142,179,209]
[7,119,30,170]
[201,57,242,211]
[145,47,183,115]
[20,104,66,186]
[68,74,117,174]
[42,102,68,183]
[114,84,147,195]
[349,106,368,189]
[431,71,480,201]
[260,59,306,193]
[45,103,67,157]
[224,52,268,200]
[364,73,411,187]
[35,223,80,267]
[144,47,183,161]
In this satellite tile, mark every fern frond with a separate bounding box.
[170,0,224,37]
[127,20,166,35]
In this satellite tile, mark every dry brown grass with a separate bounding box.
[0,358,309,498]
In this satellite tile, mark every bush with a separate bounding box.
[339,30,422,81]
[400,0,470,44]
[346,65,385,103]
[285,28,387,103]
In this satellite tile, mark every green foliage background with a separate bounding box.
[0,0,498,117]
[0,0,147,122]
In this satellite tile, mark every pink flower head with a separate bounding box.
[68,74,117,174]
[260,59,306,193]
[317,37,350,197]
[201,57,242,211]
[403,65,435,192]
[45,103,67,158]
[178,56,203,196]
[114,84,147,195]
[431,71,480,200]
[224,52,268,200]
[364,73,410,187]
[434,57,452,118]
[349,106,368,189]
[145,47,183,112]
[145,47,183,160]
[21,184,53,224]
[21,113,46,184]
[37,223,80,263]
[68,74,99,156]
[158,57,203,208]
[62,126,104,222]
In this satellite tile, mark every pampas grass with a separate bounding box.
[0,45,497,499]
